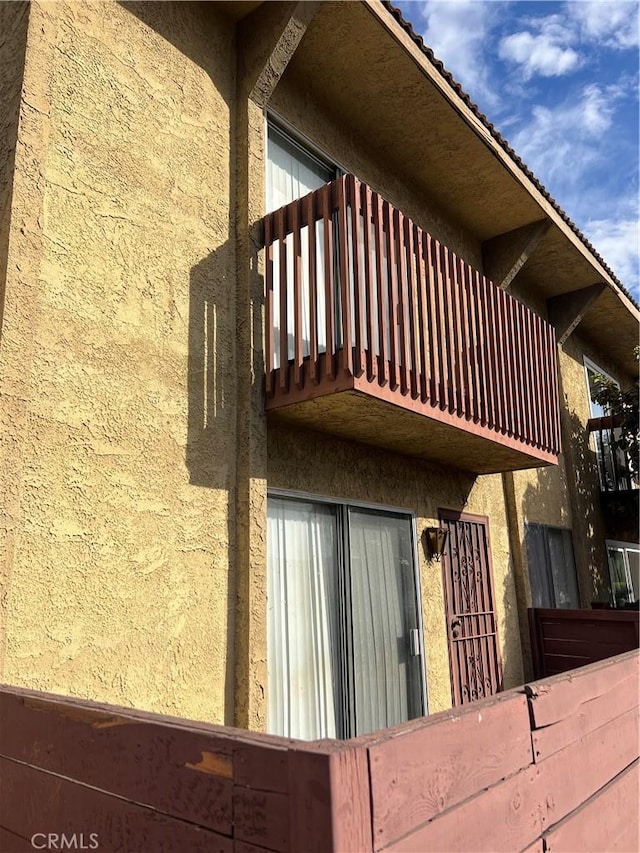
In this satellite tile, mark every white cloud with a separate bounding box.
[415,0,502,107]
[510,83,622,186]
[584,216,640,294]
[568,0,640,49]
[499,30,580,79]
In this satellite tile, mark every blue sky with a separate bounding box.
[395,0,640,296]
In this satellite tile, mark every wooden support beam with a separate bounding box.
[548,283,605,345]
[237,1,321,107]
[482,219,551,290]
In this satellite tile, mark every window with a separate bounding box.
[583,356,617,419]
[267,493,425,740]
[525,524,580,609]
[607,541,640,607]
[266,122,339,369]
[583,356,629,490]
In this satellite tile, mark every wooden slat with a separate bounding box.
[532,672,639,762]
[464,265,480,422]
[292,199,303,389]
[363,185,376,381]
[337,176,353,376]
[386,202,399,390]
[531,313,545,450]
[373,192,388,386]
[483,274,499,431]
[425,233,440,405]
[441,246,457,413]
[322,182,336,380]
[415,226,429,402]
[277,207,288,392]
[471,270,488,427]
[0,691,234,834]
[368,692,532,848]
[457,259,473,419]
[396,210,410,395]
[548,325,561,454]
[542,761,639,853]
[306,192,318,384]
[450,255,466,416]
[404,218,419,399]
[0,758,234,853]
[264,214,275,397]
[350,175,365,377]
[526,649,639,728]
[498,287,514,436]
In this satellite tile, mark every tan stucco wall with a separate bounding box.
[506,326,625,645]
[0,1,237,722]
[0,2,29,333]
[267,424,523,715]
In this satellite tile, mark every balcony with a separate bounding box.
[587,415,639,539]
[262,175,560,474]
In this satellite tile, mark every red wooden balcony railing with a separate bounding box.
[261,174,561,472]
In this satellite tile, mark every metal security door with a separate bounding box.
[440,510,502,706]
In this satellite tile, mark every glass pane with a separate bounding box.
[347,508,422,736]
[627,550,639,602]
[266,126,334,369]
[267,498,341,740]
[548,529,580,608]
[608,547,631,607]
[586,365,608,418]
[266,126,333,213]
[525,524,553,608]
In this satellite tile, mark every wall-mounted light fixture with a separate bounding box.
[423,527,449,562]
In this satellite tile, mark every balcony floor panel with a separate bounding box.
[266,382,557,474]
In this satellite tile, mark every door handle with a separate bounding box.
[451,619,461,628]
[409,628,420,656]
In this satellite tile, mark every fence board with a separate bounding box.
[233,742,289,794]
[380,764,542,853]
[368,693,532,849]
[526,650,639,727]
[288,743,372,853]
[535,705,639,831]
[0,758,234,853]
[0,828,33,852]
[543,760,639,853]
[0,691,234,834]
[233,787,289,851]
[532,672,638,762]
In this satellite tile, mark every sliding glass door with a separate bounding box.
[267,495,424,740]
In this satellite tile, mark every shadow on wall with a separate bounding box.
[520,393,610,606]
[121,1,242,723]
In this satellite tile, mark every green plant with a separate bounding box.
[591,346,639,480]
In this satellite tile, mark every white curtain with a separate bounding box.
[266,127,333,368]
[267,498,340,740]
[348,508,418,736]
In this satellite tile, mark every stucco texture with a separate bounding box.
[509,330,623,608]
[0,1,237,722]
[267,423,524,715]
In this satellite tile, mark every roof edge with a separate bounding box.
[374,0,638,312]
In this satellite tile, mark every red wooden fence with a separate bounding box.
[529,607,640,678]
[262,175,561,460]
[2,650,638,851]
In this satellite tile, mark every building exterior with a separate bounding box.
[1,1,638,737]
